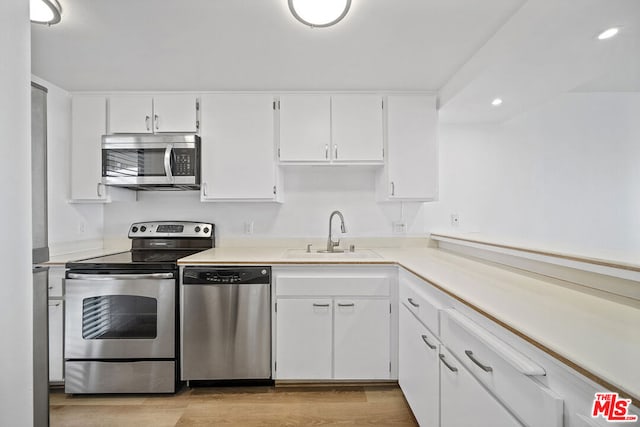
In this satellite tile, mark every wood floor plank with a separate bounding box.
[50,385,417,427]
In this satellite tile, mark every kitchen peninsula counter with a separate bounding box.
[179,245,640,405]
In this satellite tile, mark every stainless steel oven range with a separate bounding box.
[64,221,214,394]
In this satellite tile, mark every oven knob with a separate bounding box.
[195,226,201,233]
[131,226,138,233]
[203,227,210,234]
[140,226,147,232]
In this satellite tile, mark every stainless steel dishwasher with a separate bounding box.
[180,266,271,382]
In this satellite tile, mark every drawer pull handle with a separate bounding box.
[439,354,458,372]
[407,298,420,308]
[337,303,355,307]
[465,350,493,372]
[313,303,330,307]
[421,334,436,350]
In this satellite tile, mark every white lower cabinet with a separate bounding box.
[399,304,440,426]
[398,268,566,427]
[48,300,64,383]
[273,267,393,381]
[334,299,390,379]
[48,266,65,384]
[275,298,333,379]
[439,347,521,427]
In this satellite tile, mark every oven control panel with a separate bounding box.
[129,221,214,238]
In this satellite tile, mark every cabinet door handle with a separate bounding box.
[313,303,330,307]
[154,114,159,130]
[145,115,150,131]
[465,350,493,372]
[391,181,395,196]
[334,145,338,159]
[325,145,329,159]
[421,334,436,350]
[439,354,458,372]
[202,182,208,197]
[407,298,419,308]
[273,185,277,195]
[96,183,103,197]
[337,303,355,307]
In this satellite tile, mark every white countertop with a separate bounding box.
[179,246,640,404]
[44,248,128,265]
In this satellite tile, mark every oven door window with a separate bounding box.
[82,295,158,339]
[103,148,170,178]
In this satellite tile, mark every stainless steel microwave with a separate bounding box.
[101,134,200,190]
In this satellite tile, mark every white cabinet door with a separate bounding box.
[385,95,438,200]
[70,95,109,201]
[440,347,521,427]
[331,95,384,163]
[48,300,64,383]
[153,94,198,133]
[279,95,331,162]
[200,94,277,201]
[109,95,153,134]
[399,305,440,427]
[334,298,390,379]
[275,298,333,379]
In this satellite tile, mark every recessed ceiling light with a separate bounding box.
[597,27,619,40]
[491,98,503,107]
[288,0,351,28]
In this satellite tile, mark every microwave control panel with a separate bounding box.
[174,149,195,176]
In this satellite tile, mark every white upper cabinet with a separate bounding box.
[70,95,109,202]
[279,94,384,164]
[108,94,198,134]
[331,95,384,163]
[380,94,438,201]
[279,94,331,162]
[109,95,153,134]
[199,94,280,201]
[152,94,199,133]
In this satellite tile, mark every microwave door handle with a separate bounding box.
[164,144,174,183]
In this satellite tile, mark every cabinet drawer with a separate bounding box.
[441,308,563,427]
[399,269,445,336]
[48,267,65,298]
[276,275,389,297]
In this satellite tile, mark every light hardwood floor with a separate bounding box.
[50,385,418,426]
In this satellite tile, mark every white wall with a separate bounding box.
[427,92,640,263]
[0,0,33,425]
[31,76,104,250]
[103,167,425,242]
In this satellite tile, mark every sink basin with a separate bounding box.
[284,249,382,259]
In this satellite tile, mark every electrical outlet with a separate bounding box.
[450,214,460,227]
[392,221,406,234]
[78,221,86,234]
[244,221,254,234]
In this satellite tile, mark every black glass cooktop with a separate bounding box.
[66,249,203,271]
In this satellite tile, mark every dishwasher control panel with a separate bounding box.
[182,266,271,285]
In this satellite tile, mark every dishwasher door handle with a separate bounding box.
[67,272,175,280]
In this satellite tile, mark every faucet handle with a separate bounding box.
[331,239,340,248]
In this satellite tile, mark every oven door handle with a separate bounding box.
[67,273,175,280]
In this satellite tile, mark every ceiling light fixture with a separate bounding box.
[597,27,619,40]
[491,98,503,107]
[30,0,62,25]
[288,0,351,28]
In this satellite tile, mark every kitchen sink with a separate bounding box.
[284,249,382,259]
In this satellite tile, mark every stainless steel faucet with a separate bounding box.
[320,210,347,253]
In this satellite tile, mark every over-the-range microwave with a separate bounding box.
[101,134,200,190]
